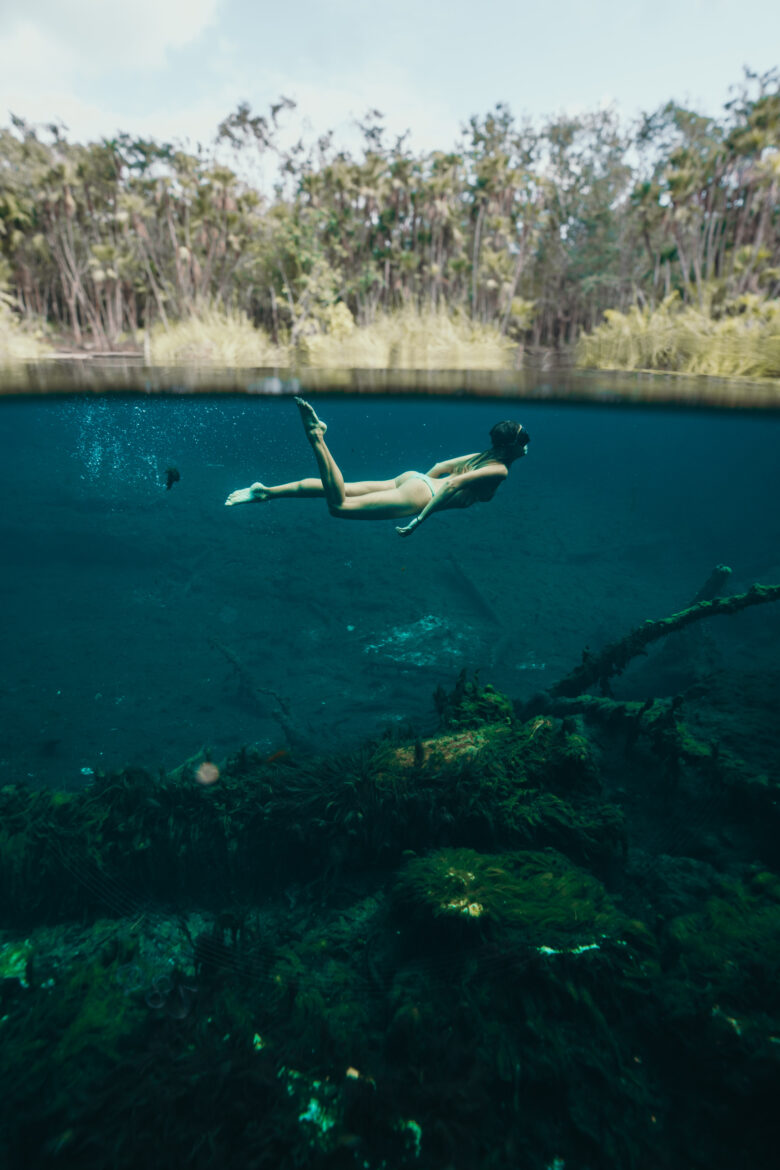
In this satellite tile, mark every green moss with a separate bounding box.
[53,958,146,1065]
[267,921,375,1065]
[434,672,515,729]
[393,847,621,945]
[0,937,33,986]
[0,708,623,932]
[666,870,780,1007]
[0,652,776,1170]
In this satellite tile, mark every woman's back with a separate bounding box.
[438,450,506,508]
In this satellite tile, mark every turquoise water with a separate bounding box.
[0,383,778,1169]
[3,392,777,786]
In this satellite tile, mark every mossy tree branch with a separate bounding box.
[548,582,780,699]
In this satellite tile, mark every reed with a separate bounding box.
[302,303,518,370]
[578,293,780,379]
[149,303,518,370]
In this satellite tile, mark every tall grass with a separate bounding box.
[302,304,518,370]
[0,295,50,362]
[149,306,288,366]
[578,293,780,379]
[149,304,518,370]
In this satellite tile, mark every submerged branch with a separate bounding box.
[548,582,780,699]
[537,692,775,806]
[208,637,313,751]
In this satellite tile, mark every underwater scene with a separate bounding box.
[1,385,779,1169]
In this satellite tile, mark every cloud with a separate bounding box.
[0,88,229,152]
[0,0,224,144]
[0,22,463,184]
[0,0,222,72]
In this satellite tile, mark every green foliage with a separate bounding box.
[0,936,33,985]
[266,908,376,1065]
[1,70,777,364]
[53,958,146,1065]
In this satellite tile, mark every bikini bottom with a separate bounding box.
[409,471,437,498]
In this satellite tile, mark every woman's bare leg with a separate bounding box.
[294,397,346,510]
[226,399,423,517]
[226,479,323,505]
[294,398,429,519]
[227,398,338,507]
[225,476,397,506]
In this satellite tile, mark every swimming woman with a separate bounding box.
[225,397,529,537]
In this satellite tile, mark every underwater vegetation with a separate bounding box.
[0,570,778,1169]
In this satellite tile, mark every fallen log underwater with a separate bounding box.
[543,574,780,701]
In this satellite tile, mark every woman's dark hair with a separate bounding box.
[489,420,530,456]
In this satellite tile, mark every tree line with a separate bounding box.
[0,69,777,350]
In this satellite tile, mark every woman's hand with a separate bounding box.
[396,517,421,537]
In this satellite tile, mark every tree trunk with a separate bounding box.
[499,236,528,335]
[65,290,81,344]
[269,286,279,345]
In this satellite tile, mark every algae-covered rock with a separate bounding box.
[393,846,621,946]
[1,646,778,1170]
[0,706,623,933]
[434,671,515,729]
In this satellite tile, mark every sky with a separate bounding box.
[0,0,778,164]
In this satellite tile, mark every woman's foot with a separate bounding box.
[294,396,327,437]
[225,482,270,506]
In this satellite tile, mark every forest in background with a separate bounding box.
[0,68,778,370]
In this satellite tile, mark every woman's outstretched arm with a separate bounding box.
[425,453,479,478]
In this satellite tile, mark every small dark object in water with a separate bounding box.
[165,466,180,490]
[264,748,289,765]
